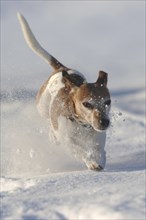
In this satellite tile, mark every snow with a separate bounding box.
[1,1,145,220]
[1,171,145,220]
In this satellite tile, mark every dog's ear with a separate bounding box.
[62,70,85,90]
[96,71,108,87]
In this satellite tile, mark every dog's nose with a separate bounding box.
[100,118,110,128]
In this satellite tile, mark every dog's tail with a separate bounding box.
[17,13,65,70]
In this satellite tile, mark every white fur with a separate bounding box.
[17,13,53,65]
[46,72,64,107]
[37,72,64,117]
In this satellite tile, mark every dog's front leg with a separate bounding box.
[83,132,106,171]
[84,148,106,171]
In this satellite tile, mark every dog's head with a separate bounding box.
[62,70,111,131]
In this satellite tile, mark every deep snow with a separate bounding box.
[1,1,145,220]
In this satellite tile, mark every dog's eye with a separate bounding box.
[104,100,111,106]
[83,102,93,109]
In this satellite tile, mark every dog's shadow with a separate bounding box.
[106,150,145,172]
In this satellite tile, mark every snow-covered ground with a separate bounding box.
[1,1,145,219]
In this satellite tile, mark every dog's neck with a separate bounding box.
[69,115,92,129]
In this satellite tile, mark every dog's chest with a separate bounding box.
[53,116,106,150]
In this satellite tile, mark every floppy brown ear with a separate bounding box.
[62,70,71,82]
[96,70,108,87]
[62,70,85,88]
[62,70,77,92]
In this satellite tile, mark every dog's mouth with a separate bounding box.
[75,117,110,131]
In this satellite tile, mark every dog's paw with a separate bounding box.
[88,163,103,171]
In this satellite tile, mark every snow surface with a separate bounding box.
[1,1,145,219]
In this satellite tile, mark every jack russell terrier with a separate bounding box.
[17,13,111,171]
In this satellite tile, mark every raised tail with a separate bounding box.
[17,12,65,70]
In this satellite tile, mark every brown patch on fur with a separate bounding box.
[75,83,110,102]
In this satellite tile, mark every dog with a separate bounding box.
[17,13,111,171]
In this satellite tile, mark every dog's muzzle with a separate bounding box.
[93,110,110,131]
[99,117,110,130]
